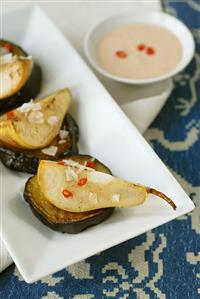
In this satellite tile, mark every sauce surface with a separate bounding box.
[97,24,182,80]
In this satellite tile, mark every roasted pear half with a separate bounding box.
[0,40,42,114]
[24,155,114,233]
[37,159,177,212]
[0,113,79,173]
[0,88,72,149]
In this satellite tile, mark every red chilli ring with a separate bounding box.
[137,44,146,51]
[146,47,155,55]
[115,50,127,58]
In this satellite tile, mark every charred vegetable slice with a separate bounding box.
[24,155,114,233]
[69,154,111,173]
[0,40,42,114]
[0,114,79,173]
[37,159,177,212]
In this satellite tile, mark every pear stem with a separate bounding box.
[147,188,177,210]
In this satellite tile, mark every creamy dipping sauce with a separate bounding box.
[97,24,182,80]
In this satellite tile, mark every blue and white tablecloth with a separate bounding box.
[0,1,199,298]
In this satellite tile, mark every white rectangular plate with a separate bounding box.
[1,6,194,283]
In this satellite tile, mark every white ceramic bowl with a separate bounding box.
[84,11,195,84]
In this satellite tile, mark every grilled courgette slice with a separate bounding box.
[24,155,114,233]
[0,114,79,173]
[0,40,42,114]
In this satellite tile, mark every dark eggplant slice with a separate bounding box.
[69,154,111,173]
[24,155,114,233]
[0,114,79,173]
[0,40,42,114]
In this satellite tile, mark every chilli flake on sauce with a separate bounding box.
[137,44,146,51]
[115,50,127,58]
[146,47,155,55]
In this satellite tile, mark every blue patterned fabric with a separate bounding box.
[0,1,199,298]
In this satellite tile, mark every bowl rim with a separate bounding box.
[84,10,195,85]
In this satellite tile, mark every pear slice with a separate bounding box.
[0,88,72,149]
[0,56,33,99]
[37,160,176,213]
